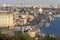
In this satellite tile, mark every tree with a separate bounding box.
[17,33,35,40]
[44,34,56,40]
[0,29,2,40]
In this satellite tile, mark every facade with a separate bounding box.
[0,11,13,28]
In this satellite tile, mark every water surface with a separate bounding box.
[41,18,60,37]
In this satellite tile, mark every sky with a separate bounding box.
[0,0,60,5]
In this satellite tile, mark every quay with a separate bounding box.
[54,14,60,18]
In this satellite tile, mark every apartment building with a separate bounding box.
[0,11,13,28]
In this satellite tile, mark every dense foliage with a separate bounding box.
[0,30,60,40]
[0,30,35,40]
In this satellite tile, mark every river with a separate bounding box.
[40,18,60,37]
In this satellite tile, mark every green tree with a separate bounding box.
[17,33,35,40]
[0,29,2,40]
[44,34,56,40]
[2,34,16,40]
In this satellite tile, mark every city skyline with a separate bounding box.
[0,0,60,5]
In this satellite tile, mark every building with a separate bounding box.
[0,11,13,29]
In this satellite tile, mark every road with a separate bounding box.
[54,14,60,18]
[32,14,47,31]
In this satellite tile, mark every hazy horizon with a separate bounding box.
[0,0,60,5]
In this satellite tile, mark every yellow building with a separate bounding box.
[0,11,13,29]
